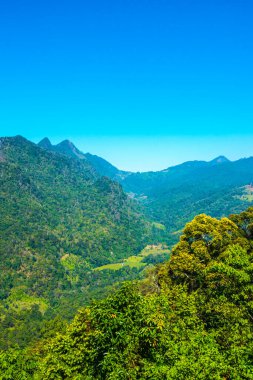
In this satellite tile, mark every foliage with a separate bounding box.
[1,135,253,378]
[39,137,253,245]
[0,136,162,349]
[95,245,170,271]
[1,210,252,378]
[118,158,253,244]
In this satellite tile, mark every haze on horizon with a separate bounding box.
[1,0,253,171]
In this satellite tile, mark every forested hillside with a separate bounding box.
[38,137,130,181]
[120,157,253,240]
[1,208,253,379]
[0,136,159,349]
[38,138,253,243]
[1,135,253,378]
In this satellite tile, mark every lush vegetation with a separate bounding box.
[1,136,253,378]
[94,244,170,271]
[0,136,165,350]
[118,158,253,243]
[38,138,253,245]
[1,208,253,378]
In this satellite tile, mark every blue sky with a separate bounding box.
[1,0,253,171]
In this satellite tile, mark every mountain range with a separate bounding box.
[1,134,253,348]
[38,137,253,240]
[1,133,253,364]
[38,137,129,181]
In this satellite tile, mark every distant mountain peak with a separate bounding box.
[36,138,127,179]
[38,137,82,158]
[210,156,230,164]
[55,139,85,159]
[57,139,73,147]
[38,137,52,149]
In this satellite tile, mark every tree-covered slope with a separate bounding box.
[38,137,253,241]
[120,156,253,238]
[2,208,253,379]
[0,136,155,348]
[38,137,130,181]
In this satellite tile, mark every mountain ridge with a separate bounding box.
[5,135,253,243]
[38,137,131,180]
[36,136,253,242]
[37,137,232,175]
[1,134,253,355]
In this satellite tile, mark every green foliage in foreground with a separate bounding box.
[1,208,253,379]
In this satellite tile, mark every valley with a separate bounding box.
[1,135,253,378]
[2,0,252,376]
[38,136,253,243]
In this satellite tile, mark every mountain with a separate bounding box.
[1,135,253,377]
[37,137,52,150]
[38,137,253,242]
[0,136,156,349]
[119,156,253,238]
[38,137,88,160]
[84,152,128,180]
[209,155,230,165]
[38,137,130,180]
[120,156,232,195]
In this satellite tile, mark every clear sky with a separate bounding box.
[1,0,253,171]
